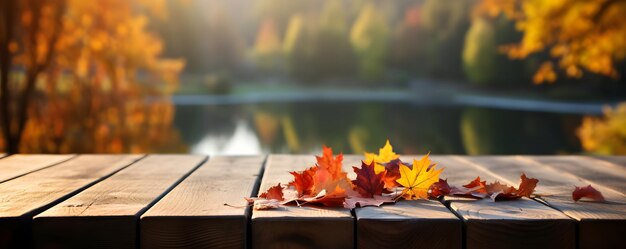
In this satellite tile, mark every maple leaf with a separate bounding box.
[516,173,538,197]
[396,154,443,200]
[302,187,347,208]
[365,139,400,174]
[289,166,316,197]
[572,185,605,202]
[259,183,284,201]
[486,181,519,200]
[382,159,402,189]
[352,161,387,198]
[429,178,451,198]
[313,146,352,194]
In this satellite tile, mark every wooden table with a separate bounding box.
[0,154,623,249]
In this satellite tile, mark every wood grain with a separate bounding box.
[459,156,626,249]
[432,156,575,249]
[526,156,626,195]
[0,154,74,183]
[33,155,206,249]
[344,155,461,249]
[592,156,626,169]
[0,154,142,248]
[140,156,265,249]
[251,154,353,249]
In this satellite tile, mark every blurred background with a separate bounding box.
[1,0,625,156]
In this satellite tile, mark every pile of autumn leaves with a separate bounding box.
[250,141,604,210]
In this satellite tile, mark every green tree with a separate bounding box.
[421,0,471,79]
[463,15,527,86]
[350,3,390,80]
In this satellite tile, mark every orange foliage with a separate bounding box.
[1,0,185,153]
[475,0,626,84]
[577,103,626,155]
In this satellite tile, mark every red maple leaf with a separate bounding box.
[288,166,316,197]
[516,173,538,197]
[352,161,387,198]
[259,183,284,201]
[429,178,451,198]
[572,185,605,202]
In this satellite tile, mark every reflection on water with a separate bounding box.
[174,102,584,155]
[192,120,262,155]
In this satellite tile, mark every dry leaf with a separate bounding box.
[572,185,605,202]
[396,154,443,200]
[352,161,387,198]
[259,183,284,201]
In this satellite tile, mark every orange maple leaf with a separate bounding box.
[259,183,284,201]
[289,166,316,197]
[313,146,352,194]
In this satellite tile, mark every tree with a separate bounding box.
[421,0,472,79]
[475,0,626,84]
[350,3,390,80]
[1,0,185,153]
[253,18,283,73]
[578,103,626,155]
[462,15,527,86]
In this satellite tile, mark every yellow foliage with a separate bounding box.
[2,0,186,153]
[577,103,626,155]
[475,0,626,83]
[396,154,443,200]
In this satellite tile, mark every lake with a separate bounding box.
[173,100,586,155]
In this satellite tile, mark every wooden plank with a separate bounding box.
[347,155,461,249]
[459,156,626,249]
[592,156,626,169]
[432,156,575,249]
[251,154,353,249]
[526,156,626,195]
[0,154,142,248]
[33,155,206,249]
[140,156,265,249]
[0,154,74,183]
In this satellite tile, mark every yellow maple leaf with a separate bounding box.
[396,154,442,200]
[364,140,400,174]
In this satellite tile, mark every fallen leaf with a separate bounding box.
[396,154,443,200]
[352,161,387,198]
[253,199,281,210]
[573,185,605,202]
[429,178,451,198]
[345,195,395,209]
[259,183,284,201]
[313,146,352,194]
[302,187,347,207]
[289,166,316,197]
[382,159,403,189]
[365,140,400,174]
[516,173,538,197]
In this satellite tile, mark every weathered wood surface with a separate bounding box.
[33,155,206,249]
[433,156,575,249]
[0,154,621,249]
[458,156,626,249]
[526,156,626,195]
[140,156,265,249]
[346,155,461,249]
[251,155,353,249]
[592,156,626,169]
[0,154,74,183]
[0,154,142,248]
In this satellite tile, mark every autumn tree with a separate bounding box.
[253,18,283,73]
[475,0,626,84]
[350,3,390,80]
[1,0,185,153]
